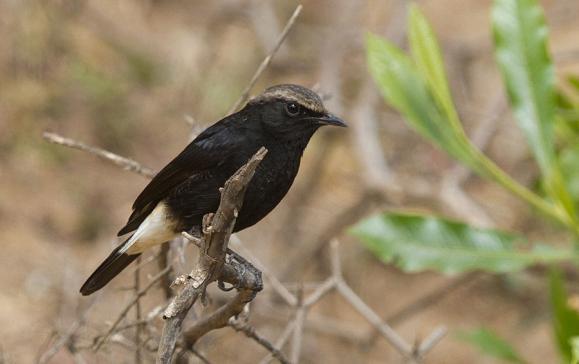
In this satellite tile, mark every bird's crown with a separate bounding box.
[249,84,326,114]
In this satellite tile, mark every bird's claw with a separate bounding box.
[218,280,236,292]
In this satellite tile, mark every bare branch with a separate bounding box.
[330,242,412,357]
[290,289,306,364]
[227,5,303,114]
[42,132,155,178]
[364,272,479,347]
[38,298,97,364]
[230,235,297,306]
[417,326,447,357]
[228,317,290,364]
[258,321,295,364]
[302,278,335,307]
[134,256,143,364]
[94,266,171,351]
[281,190,383,280]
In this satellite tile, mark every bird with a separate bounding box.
[80,84,346,295]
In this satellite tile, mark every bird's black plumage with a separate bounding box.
[80,84,346,296]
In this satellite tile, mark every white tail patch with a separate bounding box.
[122,202,178,255]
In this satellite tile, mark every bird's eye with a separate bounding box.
[285,102,300,116]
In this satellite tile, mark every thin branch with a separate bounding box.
[228,318,290,364]
[256,307,367,345]
[88,305,164,348]
[258,321,295,364]
[330,242,412,357]
[290,288,306,364]
[38,298,97,364]
[336,281,411,356]
[158,243,174,300]
[93,266,171,351]
[302,278,336,307]
[230,235,297,306]
[364,272,479,347]
[280,190,383,280]
[417,326,447,357]
[128,251,163,274]
[42,132,155,178]
[227,4,303,114]
[134,256,143,364]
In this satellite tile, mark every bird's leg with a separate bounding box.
[217,253,241,292]
[217,249,249,292]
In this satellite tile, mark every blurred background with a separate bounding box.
[1,0,579,363]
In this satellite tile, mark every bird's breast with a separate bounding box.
[233,142,304,231]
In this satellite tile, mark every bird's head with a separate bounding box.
[246,84,346,138]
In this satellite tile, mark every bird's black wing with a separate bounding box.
[117,117,244,236]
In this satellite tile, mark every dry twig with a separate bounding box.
[157,148,267,363]
[227,4,303,114]
[37,298,97,364]
[94,266,171,351]
[134,256,143,364]
[229,315,290,364]
[267,240,445,362]
[280,190,384,280]
[42,132,155,178]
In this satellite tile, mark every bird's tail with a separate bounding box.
[80,237,141,296]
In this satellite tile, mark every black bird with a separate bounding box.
[80,84,346,295]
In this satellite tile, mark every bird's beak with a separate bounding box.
[316,113,347,127]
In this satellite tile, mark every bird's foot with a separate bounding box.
[217,280,236,292]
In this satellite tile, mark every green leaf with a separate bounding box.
[492,0,576,221]
[366,33,480,173]
[492,0,554,173]
[368,26,567,230]
[350,212,578,274]
[366,36,448,146]
[572,337,579,364]
[556,78,579,136]
[569,75,579,94]
[409,4,461,132]
[550,269,579,362]
[457,327,525,363]
[560,144,579,202]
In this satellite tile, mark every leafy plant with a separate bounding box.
[571,336,579,364]
[457,327,526,363]
[350,212,576,274]
[359,0,579,361]
[550,269,579,361]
